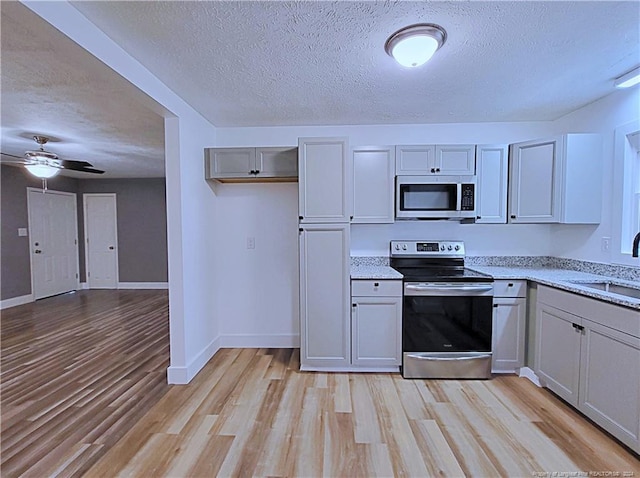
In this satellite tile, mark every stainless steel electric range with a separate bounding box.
[390,240,494,379]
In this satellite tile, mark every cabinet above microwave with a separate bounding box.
[395,145,476,176]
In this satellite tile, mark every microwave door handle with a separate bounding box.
[456,183,462,211]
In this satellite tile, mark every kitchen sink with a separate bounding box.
[570,281,640,300]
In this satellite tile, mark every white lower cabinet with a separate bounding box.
[492,280,527,373]
[351,280,402,368]
[536,285,640,453]
[299,224,350,370]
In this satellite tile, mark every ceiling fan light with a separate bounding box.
[385,23,447,68]
[25,163,60,178]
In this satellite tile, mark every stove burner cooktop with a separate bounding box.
[389,240,493,283]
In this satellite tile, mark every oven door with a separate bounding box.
[402,282,493,379]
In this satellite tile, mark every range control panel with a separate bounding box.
[390,240,465,256]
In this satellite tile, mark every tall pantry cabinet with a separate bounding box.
[298,138,351,370]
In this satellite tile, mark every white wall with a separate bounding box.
[214,121,556,343]
[25,1,221,384]
[550,87,640,263]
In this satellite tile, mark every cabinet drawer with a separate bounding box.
[351,280,402,297]
[494,280,527,298]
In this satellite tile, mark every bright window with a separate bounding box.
[613,121,640,265]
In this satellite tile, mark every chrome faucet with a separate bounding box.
[633,232,640,258]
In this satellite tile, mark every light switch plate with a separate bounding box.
[246,237,255,249]
[601,237,611,252]
[18,228,28,237]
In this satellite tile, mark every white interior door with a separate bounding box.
[84,193,118,289]
[27,188,79,300]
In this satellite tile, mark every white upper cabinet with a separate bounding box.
[255,147,298,178]
[509,134,602,224]
[396,144,475,175]
[435,145,476,175]
[205,146,297,181]
[476,144,508,224]
[351,146,395,224]
[298,137,350,223]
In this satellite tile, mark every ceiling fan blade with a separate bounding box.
[59,159,94,168]
[62,163,105,174]
[1,151,27,161]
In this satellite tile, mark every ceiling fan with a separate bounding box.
[1,135,105,179]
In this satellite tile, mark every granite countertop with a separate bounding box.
[350,264,403,280]
[349,256,640,310]
[467,265,640,310]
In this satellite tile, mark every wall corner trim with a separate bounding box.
[0,294,34,310]
[167,335,221,384]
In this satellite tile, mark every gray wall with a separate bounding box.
[77,179,168,283]
[0,165,168,300]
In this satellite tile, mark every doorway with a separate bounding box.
[27,188,80,300]
[83,193,119,289]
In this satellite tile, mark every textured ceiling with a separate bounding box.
[1,1,638,179]
[70,0,640,127]
[0,2,165,178]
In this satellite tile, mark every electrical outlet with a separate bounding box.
[246,237,255,249]
[601,237,611,252]
[18,228,28,237]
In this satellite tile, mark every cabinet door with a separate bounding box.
[509,137,561,223]
[535,303,582,406]
[255,147,298,178]
[579,319,640,453]
[352,146,394,223]
[476,145,508,224]
[395,145,436,175]
[435,145,476,175]
[298,137,350,223]
[492,297,526,373]
[351,296,402,367]
[205,148,255,179]
[299,224,350,369]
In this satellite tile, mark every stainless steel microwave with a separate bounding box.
[396,175,476,219]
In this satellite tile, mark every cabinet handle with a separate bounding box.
[476,216,481,219]
[430,168,436,173]
[255,170,260,174]
[436,168,441,172]
[572,323,584,332]
[299,216,303,220]
[508,283,514,287]
[299,228,303,232]
[510,215,516,219]
[493,304,498,308]
[352,304,357,308]
[374,282,379,287]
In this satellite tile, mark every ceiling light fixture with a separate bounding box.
[25,163,60,178]
[385,23,447,68]
[614,66,640,88]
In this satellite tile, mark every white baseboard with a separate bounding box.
[118,282,169,290]
[79,282,89,290]
[220,334,300,348]
[519,366,542,387]
[0,293,34,310]
[167,335,221,384]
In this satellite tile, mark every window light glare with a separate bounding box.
[25,163,60,178]
[614,67,640,88]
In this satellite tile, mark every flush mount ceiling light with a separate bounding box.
[614,66,640,88]
[385,23,447,68]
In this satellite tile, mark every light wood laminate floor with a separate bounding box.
[1,290,170,477]
[88,348,639,477]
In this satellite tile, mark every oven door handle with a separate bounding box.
[406,353,492,361]
[404,283,493,296]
